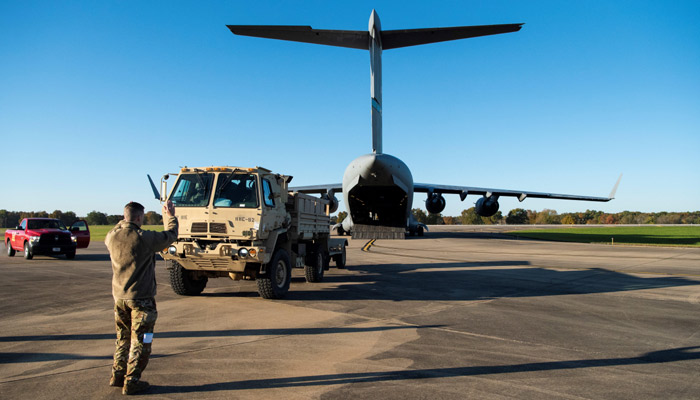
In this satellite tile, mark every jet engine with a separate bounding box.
[322,193,339,214]
[425,193,446,214]
[475,196,499,217]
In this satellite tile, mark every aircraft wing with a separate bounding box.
[414,174,622,203]
[289,183,343,194]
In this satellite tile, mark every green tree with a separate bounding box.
[107,215,122,225]
[412,208,428,224]
[560,214,576,224]
[535,209,560,224]
[144,211,163,225]
[460,207,483,225]
[86,211,109,225]
[506,208,529,224]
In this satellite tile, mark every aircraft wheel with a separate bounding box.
[24,242,33,260]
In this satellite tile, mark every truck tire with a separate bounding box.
[6,241,15,257]
[334,246,346,269]
[305,250,325,283]
[23,242,33,260]
[168,260,207,295]
[257,248,291,299]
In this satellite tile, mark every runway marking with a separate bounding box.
[362,239,377,252]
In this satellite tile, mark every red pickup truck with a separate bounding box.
[4,218,90,259]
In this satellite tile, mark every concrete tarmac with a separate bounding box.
[1,226,699,399]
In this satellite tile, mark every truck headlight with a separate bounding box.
[238,248,249,259]
[71,235,77,243]
[29,236,40,243]
[168,246,177,255]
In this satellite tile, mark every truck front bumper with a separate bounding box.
[29,243,76,255]
[161,242,267,272]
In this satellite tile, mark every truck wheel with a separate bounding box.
[305,250,325,283]
[334,246,346,269]
[23,242,33,260]
[6,241,15,257]
[65,251,76,260]
[168,260,207,295]
[257,248,291,299]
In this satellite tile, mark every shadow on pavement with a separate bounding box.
[151,346,700,394]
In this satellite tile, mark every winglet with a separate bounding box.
[608,173,623,199]
[147,174,161,200]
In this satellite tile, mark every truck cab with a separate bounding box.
[158,166,346,299]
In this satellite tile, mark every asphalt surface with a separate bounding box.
[1,226,699,399]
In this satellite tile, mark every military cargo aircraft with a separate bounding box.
[228,10,621,239]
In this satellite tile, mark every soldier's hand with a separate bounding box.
[163,200,175,217]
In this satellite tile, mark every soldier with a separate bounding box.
[105,200,178,395]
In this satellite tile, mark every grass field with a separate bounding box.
[509,226,700,247]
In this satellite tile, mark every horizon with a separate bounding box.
[2,2,699,216]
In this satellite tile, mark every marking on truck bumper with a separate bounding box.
[362,239,376,252]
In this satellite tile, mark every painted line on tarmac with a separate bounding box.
[362,239,377,252]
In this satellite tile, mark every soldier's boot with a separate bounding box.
[109,373,125,387]
[122,380,150,395]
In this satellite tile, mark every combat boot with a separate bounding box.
[109,373,124,387]
[122,380,150,395]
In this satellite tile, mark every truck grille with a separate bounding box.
[190,222,227,234]
[209,223,227,234]
[191,222,208,233]
[39,233,72,245]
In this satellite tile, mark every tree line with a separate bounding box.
[413,208,700,225]
[2,208,698,229]
[0,209,163,229]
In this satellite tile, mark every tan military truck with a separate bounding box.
[152,166,347,299]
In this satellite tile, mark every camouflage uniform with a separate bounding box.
[106,215,178,386]
[113,298,158,382]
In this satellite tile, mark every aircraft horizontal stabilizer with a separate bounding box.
[227,25,369,50]
[382,23,524,50]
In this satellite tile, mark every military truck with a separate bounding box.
[153,166,347,299]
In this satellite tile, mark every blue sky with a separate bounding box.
[2,1,698,217]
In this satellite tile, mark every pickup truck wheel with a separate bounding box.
[257,248,291,299]
[168,260,207,295]
[65,251,76,260]
[334,246,346,269]
[23,242,33,260]
[6,241,15,257]
[305,250,325,283]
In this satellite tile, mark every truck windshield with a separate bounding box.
[27,220,66,230]
[170,173,213,207]
[213,173,258,208]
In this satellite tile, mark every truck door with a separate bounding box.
[13,219,27,249]
[70,220,90,248]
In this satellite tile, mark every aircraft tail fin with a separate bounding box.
[227,25,369,50]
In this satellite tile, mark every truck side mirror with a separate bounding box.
[160,180,168,202]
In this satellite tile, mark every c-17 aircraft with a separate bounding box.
[228,10,621,239]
